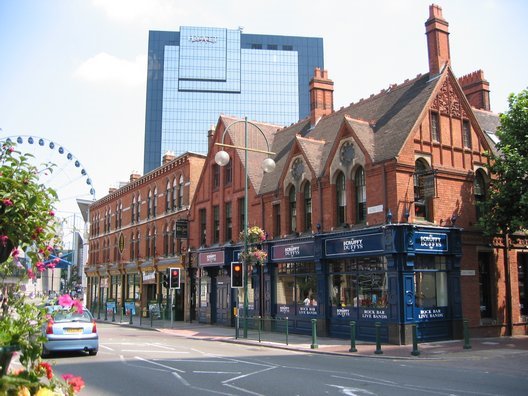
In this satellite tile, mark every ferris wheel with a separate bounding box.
[1,134,96,244]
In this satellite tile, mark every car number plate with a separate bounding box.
[65,328,83,334]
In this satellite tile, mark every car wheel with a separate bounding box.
[89,349,98,356]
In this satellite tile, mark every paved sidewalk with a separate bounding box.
[97,316,528,360]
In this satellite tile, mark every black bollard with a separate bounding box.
[349,321,357,352]
[463,319,472,349]
[411,324,420,356]
[310,319,318,349]
[374,322,383,354]
[112,308,115,322]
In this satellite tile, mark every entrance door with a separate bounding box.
[519,253,528,317]
[173,285,185,321]
[215,277,230,325]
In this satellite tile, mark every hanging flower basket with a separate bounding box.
[240,226,266,245]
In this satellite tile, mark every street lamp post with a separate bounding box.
[215,117,275,338]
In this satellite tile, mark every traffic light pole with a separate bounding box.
[170,289,174,328]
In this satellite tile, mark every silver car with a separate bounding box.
[42,306,99,356]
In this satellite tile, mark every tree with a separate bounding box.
[478,88,528,236]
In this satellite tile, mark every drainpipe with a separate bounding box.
[317,177,323,230]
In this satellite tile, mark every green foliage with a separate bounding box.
[478,88,528,235]
[0,141,59,264]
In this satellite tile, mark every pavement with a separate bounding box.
[96,314,528,360]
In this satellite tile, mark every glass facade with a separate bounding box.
[144,27,324,172]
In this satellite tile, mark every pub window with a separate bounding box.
[147,190,152,219]
[431,112,440,142]
[163,224,169,256]
[136,194,141,222]
[178,175,184,209]
[153,187,157,217]
[462,120,472,149]
[199,208,207,246]
[288,185,296,233]
[303,182,312,232]
[273,204,281,238]
[213,205,220,244]
[414,256,448,308]
[414,159,432,221]
[172,178,178,209]
[212,164,220,190]
[238,198,245,235]
[479,252,493,318]
[355,167,366,223]
[518,253,528,317]
[225,202,232,242]
[474,169,487,221]
[336,171,346,226]
[276,262,317,309]
[224,159,232,185]
[165,180,171,212]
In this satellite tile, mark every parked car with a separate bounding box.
[42,306,98,357]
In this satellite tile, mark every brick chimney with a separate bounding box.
[309,68,334,127]
[425,4,450,76]
[458,70,491,111]
[162,151,176,165]
[129,170,141,183]
[208,124,216,150]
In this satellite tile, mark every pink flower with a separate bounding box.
[58,294,73,308]
[36,261,46,272]
[62,374,85,392]
[49,210,55,216]
[11,248,20,258]
[2,198,13,206]
[46,261,56,269]
[27,269,36,280]
[0,235,8,246]
[72,299,84,314]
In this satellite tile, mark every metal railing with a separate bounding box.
[236,316,290,345]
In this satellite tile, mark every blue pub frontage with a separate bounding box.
[198,224,462,345]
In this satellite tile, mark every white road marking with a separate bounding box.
[99,344,114,351]
[135,356,186,373]
[193,371,242,374]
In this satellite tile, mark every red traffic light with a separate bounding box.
[169,267,181,289]
[231,262,243,288]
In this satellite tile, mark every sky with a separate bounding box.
[1,0,527,218]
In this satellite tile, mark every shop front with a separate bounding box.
[322,225,462,344]
[197,248,234,326]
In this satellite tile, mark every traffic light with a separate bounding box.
[231,262,243,288]
[169,267,181,289]
[162,270,169,288]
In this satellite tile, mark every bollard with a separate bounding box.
[104,307,108,321]
[235,315,240,340]
[129,310,133,325]
[97,303,101,320]
[310,319,318,349]
[258,316,262,343]
[374,322,383,354]
[112,308,115,322]
[411,324,420,356]
[120,306,123,323]
[463,319,472,349]
[349,321,357,352]
[285,317,289,345]
[150,311,153,327]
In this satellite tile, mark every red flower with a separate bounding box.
[37,361,54,380]
[62,374,85,392]
[49,210,55,216]
[2,198,13,206]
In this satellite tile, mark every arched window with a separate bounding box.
[130,232,134,260]
[146,228,151,258]
[147,190,152,219]
[336,171,346,226]
[288,185,296,233]
[303,182,312,232]
[131,196,136,224]
[153,187,158,217]
[178,175,184,209]
[355,167,366,223]
[165,180,171,212]
[135,231,140,260]
[136,194,141,222]
[474,169,487,221]
[172,177,178,210]
[414,159,432,221]
[171,222,176,256]
[151,227,157,258]
[163,224,169,256]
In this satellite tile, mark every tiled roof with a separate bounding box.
[473,108,500,156]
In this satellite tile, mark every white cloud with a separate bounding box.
[91,0,190,26]
[73,53,147,87]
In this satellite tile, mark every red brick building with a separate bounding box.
[87,4,527,343]
[85,152,205,321]
[191,4,526,342]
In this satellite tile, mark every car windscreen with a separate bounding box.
[53,311,92,322]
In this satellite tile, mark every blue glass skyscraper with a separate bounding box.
[143,26,324,173]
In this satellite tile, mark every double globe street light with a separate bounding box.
[215,117,275,338]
